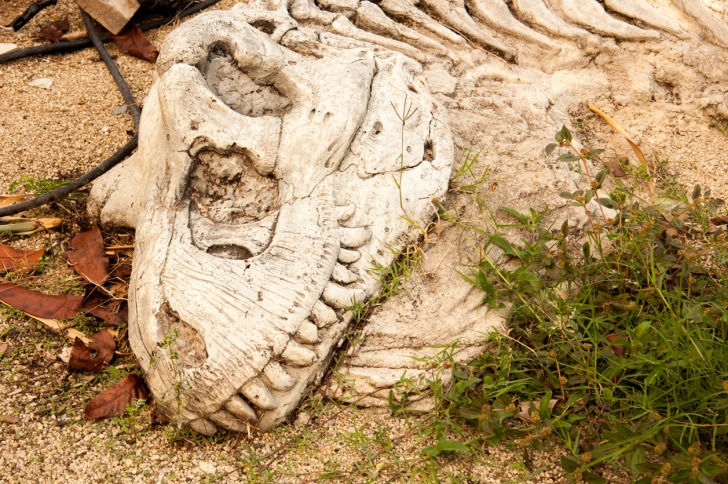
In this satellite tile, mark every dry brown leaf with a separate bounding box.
[83,301,127,326]
[85,374,148,421]
[0,283,83,320]
[39,17,70,43]
[0,245,44,272]
[0,342,9,357]
[0,194,32,208]
[0,414,20,424]
[112,25,159,62]
[68,330,116,372]
[606,334,627,358]
[605,159,627,178]
[64,227,109,285]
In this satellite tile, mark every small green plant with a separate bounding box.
[9,176,73,196]
[445,125,728,482]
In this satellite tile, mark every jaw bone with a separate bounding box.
[89,9,453,433]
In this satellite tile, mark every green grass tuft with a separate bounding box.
[446,125,728,482]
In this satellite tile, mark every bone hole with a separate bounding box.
[249,19,277,35]
[204,42,291,117]
[424,139,434,162]
[157,303,207,368]
[190,149,280,224]
[373,121,383,135]
[207,244,254,260]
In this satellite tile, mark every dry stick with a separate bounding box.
[4,0,58,31]
[0,0,221,64]
[82,11,141,130]
[0,0,222,217]
[0,136,138,217]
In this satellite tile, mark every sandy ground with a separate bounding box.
[0,0,726,482]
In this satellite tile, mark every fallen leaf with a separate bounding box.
[39,17,69,43]
[89,330,116,361]
[112,25,158,62]
[0,342,9,357]
[65,227,109,285]
[68,329,116,372]
[20,217,63,234]
[85,374,148,421]
[81,291,127,326]
[83,301,127,326]
[606,334,627,358]
[0,283,83,319]
[711,215,728,225]
[0,415,20,424]
[0,194,31,208]
[605,159,626,178]
[0,245,44,272]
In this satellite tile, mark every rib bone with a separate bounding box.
[466,0,560,50]
[674,0,728,47]
[549,0,661,40]
[603,0,687,37]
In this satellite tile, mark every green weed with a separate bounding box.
[9,176,73,196]
[444,125,728,482]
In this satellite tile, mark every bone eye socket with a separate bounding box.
[189,150,280,225]
[204,44,291,118]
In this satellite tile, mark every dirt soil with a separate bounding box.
[0,0,726,482]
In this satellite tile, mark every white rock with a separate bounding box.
[28,78,53,89]
[198,461,216,474]
[0,43,17,55]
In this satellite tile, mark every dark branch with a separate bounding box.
[5,0,58,31]
[0,135,138,217]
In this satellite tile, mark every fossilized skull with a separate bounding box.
[89,8,453,433]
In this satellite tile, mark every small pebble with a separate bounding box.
[28,78,53,89]
[198,461,216,474]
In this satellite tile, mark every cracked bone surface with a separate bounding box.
[88,8,452,433]
[90,0,728,432]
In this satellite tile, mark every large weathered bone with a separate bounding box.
[89,9,453,433]
[90,0,728,433]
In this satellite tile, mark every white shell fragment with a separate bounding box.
[27,77,53,89]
